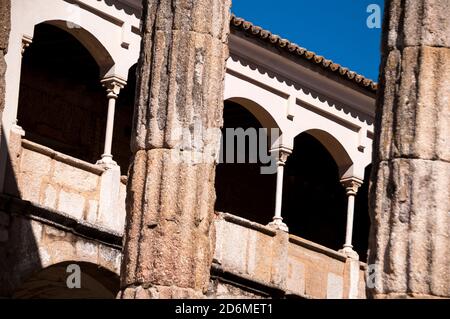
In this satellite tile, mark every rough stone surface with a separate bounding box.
[0,0,10,142]
[382,0,450,50]
[207,280,266,299]
[368,0,450,299]
[120,0,231,298]
[121,149,218,290]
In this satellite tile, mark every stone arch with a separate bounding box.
[17,22,109,163]
[303,129,353,178]
[226,97,281,131]
[39,20,115,77]
[13,261,120,299]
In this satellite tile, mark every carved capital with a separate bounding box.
[101,76,127,99]
[21,35,33,56]
[341,177,363,196]
[271,146,292,166]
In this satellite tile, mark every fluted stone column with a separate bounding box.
[0,0,10,143]
[119,0,231,299]
[368,0,450,298]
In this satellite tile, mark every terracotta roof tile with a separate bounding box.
[230,15,378,92]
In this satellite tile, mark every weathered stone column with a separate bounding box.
[0,0,11,143]
[368,0,450,298]
[119,0,231,299]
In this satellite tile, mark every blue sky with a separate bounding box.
[231,0,384,81]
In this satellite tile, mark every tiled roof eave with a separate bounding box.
[230,15,378,93]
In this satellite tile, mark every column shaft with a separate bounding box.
[274,164,285,222]
[344,194,355,249]
[102,96,116,159]
[120,0,231,299]
[98,77,125,166]
[369,0,450,298]
[269,148,291,232]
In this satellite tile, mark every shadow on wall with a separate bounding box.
[0,22,125,299]
[0,129,41,296]
[0,122,121,299]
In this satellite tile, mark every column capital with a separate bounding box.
[21,35,33,56]
[340,177,363,196]
[270,146,292,166]
[101,76,127,99]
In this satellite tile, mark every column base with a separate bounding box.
[339,246,359,260]
[96,155,117,169]
[268,218,289,232]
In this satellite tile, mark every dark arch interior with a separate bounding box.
[214,100,276,224]
[17,23,107,163]
[282,133,348,251]
[13,261,120,299]
[17,23,136,175]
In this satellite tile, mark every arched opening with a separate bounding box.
[353,164,372,262]
[17,23,109,163]
[112,64,136,174]
[13,262,120,299]
[214,100,277,224]
[282,132,348,250]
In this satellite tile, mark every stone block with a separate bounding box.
[327,273,344,299]
[19,149,52,202]
[53,161,99,193]
[374,46,450,163]
[220,222,249,273]
[43,185,57,209]
[369,158,450,297]
[86,200,98,224]
[20,148,52,175]
[383,0,450,49]
[75,240,98,261]
[98,166,121,231]
[287,260,306,295]
[57,190,85,220]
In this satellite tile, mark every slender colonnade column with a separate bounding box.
[97,76,126,167]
